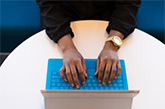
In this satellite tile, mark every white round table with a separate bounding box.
[0,20,165,109]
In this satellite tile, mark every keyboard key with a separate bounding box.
[110,87,114,90]
[57,83,61,87]
[105,87,109,90]
[51,83,56,86]
[117,80,122,83]
[52,79,56,82]
[120,87,124,90]
[88,83,92,87]
[119,83,123,87]
[115,87,119,90]
[86,79,91,83]
[84,87,89,90]
[100,87,105,90]
[89,87,94,90]
[113,83,118,87]
[98,83,102,87]
[54,79,60,82]
[92,79,97,83]
[59,87,63,90]
[52,71,56,74]
[118,76,122,79]
[95,87,99,90]
[93,83,97,87]
[89,75,93,79]
[62,83,67,87]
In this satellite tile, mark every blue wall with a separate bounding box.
[137,0,165,42]
[0,0,41,52]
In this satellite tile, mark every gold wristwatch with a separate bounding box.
[106,36,122,48]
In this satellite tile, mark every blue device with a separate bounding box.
[46,59,128,90]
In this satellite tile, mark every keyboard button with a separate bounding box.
[52,79,56,82]
[84,87,89,90]
[88,83,92,87]
[117,80,122,83]
[93,83,97,87]
[79,87,84,90]
[98,83,102,87]
[54,79,60,82]
[52,83,56,86]
[59,87,63,90]
[92,79,97,83]
[89,87,94,90]
[83,83,88,87]
[52,71,56,74]
[118,76,122,79]
[120,87,123,90]
[100,87,105,90]
[86,79,91,83]
[113,83,118,87]
[119,83,123,87]
[110,87,114,90]
[62,83,67,87]
[95,87,99,90]
[89,75,93,79]
[57,83,61,87]
[115,87,119,90]
[105,87,109,90]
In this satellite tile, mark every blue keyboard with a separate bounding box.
[46,59,128,90]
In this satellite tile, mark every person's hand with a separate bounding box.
[95,29,124,85]
[95,42,121,85]
[58,34,87,88]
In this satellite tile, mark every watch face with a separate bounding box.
[114,36,122,45]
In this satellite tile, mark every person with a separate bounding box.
[37,0,141,88]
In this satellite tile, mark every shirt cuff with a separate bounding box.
[46,27,74,43]
[106,22,135,39]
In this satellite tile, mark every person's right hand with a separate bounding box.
[58,34,87,88]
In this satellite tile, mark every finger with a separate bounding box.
[69,64,80,88]
[76,60,85,85]
[108,61,117,84]
[114,61,121,79]
[102,61,112,85]
[82,59,88,78]
[98,59,106,83]
[59,66,67,81]
[65,65,74,87]
[95,58,100,76]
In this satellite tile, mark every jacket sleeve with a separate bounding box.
[106,0,141,39]
[36,0,74,43]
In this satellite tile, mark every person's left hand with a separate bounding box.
[95,41,121,85]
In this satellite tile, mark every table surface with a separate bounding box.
[0,20,165,109]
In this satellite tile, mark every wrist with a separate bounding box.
[58,34,76,53]
[108,29,124,40]
[104,41,119,51]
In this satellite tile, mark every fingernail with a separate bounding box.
[102,82,106,85]
[71,83,74,87]
[64,79,67,81]
[115,76,117,79]
[76,85,80,89]
[82,81,85,85]
[98,80,101,83]
[108,81,111,84]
